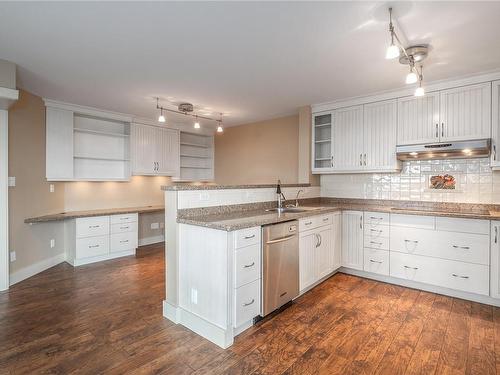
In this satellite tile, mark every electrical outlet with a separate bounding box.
[8,177,15,187]
[50,239,55,248]
[10,251,16,262]
[49,184,55,193]
[150,222,160,230]
[159,222,164,229]
[191,288,198,304]
[199,192,210,201]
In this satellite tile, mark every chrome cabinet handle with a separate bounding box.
[120,217,130,220]
[494,145,497,161]
[88,244,100,248]
[452,245,470,250]
[359,153,362,166]
[452,273,469,279]
[404,239,419,244]
[318,234,322,247]
[441,122,444,137]
[370,241,383,245]
[315,234,320,248]
[370,259,383,264]
[153,162,156,172]
[370,216,384,220]
[364,153,367,166]
[323,217,329,222]
[495,227,498,244]
[89,225,100,229]
[404,265,418,270]
[243,299,255,307]
[244,234,255,239]
[120,226,130,230]
[435,123,439,138]
[331,155,334,167]
[360,216,363,229]
[119,240,129,243]
[243,262,255,268]
[266,234,296,245]
[370,229,383,233]
[305,221,312,226]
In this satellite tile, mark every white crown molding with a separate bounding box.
[312,69,500,113]
[43,98,133,122]
[0,87,19,110]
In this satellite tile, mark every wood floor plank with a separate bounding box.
[466,302,496,375]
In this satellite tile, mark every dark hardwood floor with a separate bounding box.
[1,243,499,374]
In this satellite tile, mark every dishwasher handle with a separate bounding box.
[265,234,296,245]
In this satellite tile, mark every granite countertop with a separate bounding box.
[25,205,165,223]
[162,183,311,191]
[177,201,500,231]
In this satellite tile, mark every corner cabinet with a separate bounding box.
[312,100,399,174]
[491,80,500,169]
[130,123,180,177]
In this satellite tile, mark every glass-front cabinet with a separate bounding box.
[312,112,333,172]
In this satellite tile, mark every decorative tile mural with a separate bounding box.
[429,174,456,190]
[321,158,500,203]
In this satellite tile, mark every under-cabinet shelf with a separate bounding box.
[180,154,212,159]
[180,142,210,148]
[74,155,130,162]
[315,139,331,143]
[74,128,130,138]
[314,123,331,128]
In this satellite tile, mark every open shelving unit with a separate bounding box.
[313,113,332,169]
[73,114,131,181]
[175,132,214,182]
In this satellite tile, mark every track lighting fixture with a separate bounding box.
[155,98,224,133]
[385,8,429,96]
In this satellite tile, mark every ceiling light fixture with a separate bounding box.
[385,8,429,96]
[155,98,224,133]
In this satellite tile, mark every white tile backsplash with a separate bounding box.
[321,158,499,204]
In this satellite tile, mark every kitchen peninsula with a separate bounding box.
[162,184,500,348]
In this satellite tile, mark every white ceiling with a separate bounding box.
[1,1,500,127]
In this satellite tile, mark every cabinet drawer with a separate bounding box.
[390,214,435,229]
[76,216,110,238]
[234,227,260,249]
[364,248,389,276]
[390,226,489,265]
[110,232,138,253]
[364,224,390,240]
[111,221,138,235]
[110,213,138,225]
[390,252,489,295]
[299,214,333,232]
[436,217,489,235]
[364,236,389,251]
[234,279,260,328]
[364,212,390,226]
[76,235,109,259]
[234,244,261,288]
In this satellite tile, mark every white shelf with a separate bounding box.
[180,154,211,159]
[315,139,331,143]
[315,157,331,161]
[180,142,210,148]
[74,128,129,138]
[74,155,130,162]
[315,123,331,128]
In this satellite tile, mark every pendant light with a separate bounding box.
[194,115,200,129]
[385,8,400,60]
[414,69,425,97]
[405,64,418,84]
[217,124,223,133]
[157,98,166,123]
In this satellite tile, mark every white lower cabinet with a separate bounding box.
[299,213,341,292]
[364,248,389,276]
[491,221,500,299]
[341,211,364,270]
[67,213,138,266]
[234,279,260,328]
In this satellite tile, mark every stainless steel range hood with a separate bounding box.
[396,139,490,161]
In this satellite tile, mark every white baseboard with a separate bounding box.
[71,249,135,267]
[10,252,66,286]
[139,235,164,246]
[341,267,500,307]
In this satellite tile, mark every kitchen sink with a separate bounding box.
[265,206,324,213]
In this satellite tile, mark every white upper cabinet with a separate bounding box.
[332,105,364,171]
[397,93,440,145]
[439,82,491,141]
[312,112,333,172]
[131,124,180,177]
[363,100,398,171]
[46,107,74,180]
[490,81,500,168]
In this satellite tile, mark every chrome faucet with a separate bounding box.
[295,190,304,207]
[276,179,286,210]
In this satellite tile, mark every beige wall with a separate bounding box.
[8,90,66,274]
[8,90,168,276]
[215,115,300,185]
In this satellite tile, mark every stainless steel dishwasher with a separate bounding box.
[262,220,299,316]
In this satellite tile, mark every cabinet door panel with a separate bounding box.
[46,107,74,180]
[341,211,364,270]
[316,226,333,279]
[492,81,500,168]
[299,232,317,292]
[131,124,156,175]
[157,128,180,176]
[363,100,398,170]
[440,82,491,141]
[332,106,364,171]
[397,93,440,145]
[312,112,333,171]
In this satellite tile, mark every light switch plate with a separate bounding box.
[49,184,55,193]
[50,239,55,248]
[8,177,15,187]
[10,251,16,262]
